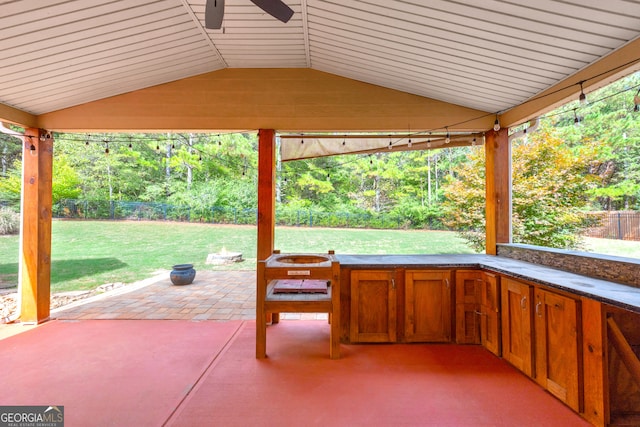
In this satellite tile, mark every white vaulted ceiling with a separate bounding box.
[0,0,639,116]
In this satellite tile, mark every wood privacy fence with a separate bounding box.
[585,211,640,241]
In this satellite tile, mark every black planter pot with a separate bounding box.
[170,264,196,285]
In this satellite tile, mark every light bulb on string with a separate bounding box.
[471,137,476,147]
[408,138,412,148]
[105,142,109,155]
[28,137,37,156]
[493,115,500,132]
[573,109,581,126]
[579,81,587,105]
[445,127,451,144]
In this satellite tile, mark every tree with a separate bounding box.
[442,129,599,252]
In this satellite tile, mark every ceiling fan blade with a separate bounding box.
[205,0,224,29]
[249,0,294,23]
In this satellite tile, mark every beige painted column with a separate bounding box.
[20,128,53,323]
[485,128,511,255]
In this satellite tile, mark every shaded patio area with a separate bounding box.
[0,318,590,426]
[1,270,591,426]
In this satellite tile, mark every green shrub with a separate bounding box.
[0,207,20,235]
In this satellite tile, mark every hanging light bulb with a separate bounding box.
[445,127,451,144]
[369,157,373,165]
[388,140,392,150]
[579,81,587,105]
[326,173,330,181]
[156,144,160,151]
[573,109,580,126]
[634,89,640,112]
[471,137,476,147]
[105,142,109,154]
[198,154,202,161]
[28,140,37,155]
[407,138,412,148]
[342,138,346,146]
[493,115,500,132]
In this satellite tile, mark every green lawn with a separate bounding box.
[2,220,639,294]
[0,220,475,292]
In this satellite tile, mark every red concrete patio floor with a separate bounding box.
[0,271,592,426]
[0,319,591,426]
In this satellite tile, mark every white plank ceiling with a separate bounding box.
[0,0,639,115]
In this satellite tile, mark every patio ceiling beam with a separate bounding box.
[20,128,53,323]
[0,102,37,129]
[501,37,640,128]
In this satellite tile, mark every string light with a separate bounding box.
[493,115,500,132]
[573,108,580,126]
[105,141,109,154]
[445,127,450,144]
[408,138,412,148]
[579,81,587,105]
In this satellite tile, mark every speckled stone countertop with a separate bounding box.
[336,254,640,314]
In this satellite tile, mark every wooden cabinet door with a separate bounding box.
[501,278,534,377]
[481,272,501,356]
[350,270,396,343]
[534,288,581,412]
[405,270,452,342]
[455,270,482,344]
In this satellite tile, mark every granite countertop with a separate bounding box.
[335,254,640,314]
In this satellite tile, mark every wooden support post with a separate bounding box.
[257,129,276,261]
[485,128,511,255]
[20,128,53,323]
[256,129,278,326]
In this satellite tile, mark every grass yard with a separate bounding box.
[2,220,639,294]
[0,220,476,293]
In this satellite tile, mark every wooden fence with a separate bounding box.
[585,211,640,241]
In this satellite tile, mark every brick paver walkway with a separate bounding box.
[52,270,327,321]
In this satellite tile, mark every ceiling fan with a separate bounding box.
[205,0,294,29]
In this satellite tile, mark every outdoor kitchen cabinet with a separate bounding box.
[480,272,501,356]
[350,270,397,343]
[501,277,535,377]
[348,268,452,343]
[533,287,582,412]
[455,270,501,355]
[404,270,452,343]
[455,270,482,345]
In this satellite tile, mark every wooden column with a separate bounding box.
[257,129,276,260]
[20,128,54,323]
[485,128,511,255]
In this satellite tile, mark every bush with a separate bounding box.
[0,207,20,235]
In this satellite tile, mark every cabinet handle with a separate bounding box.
[535,301,542,317]
[474,310,486,316]
[445,278,450,289]
[391,279,396,289]
[520,295,527,309]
